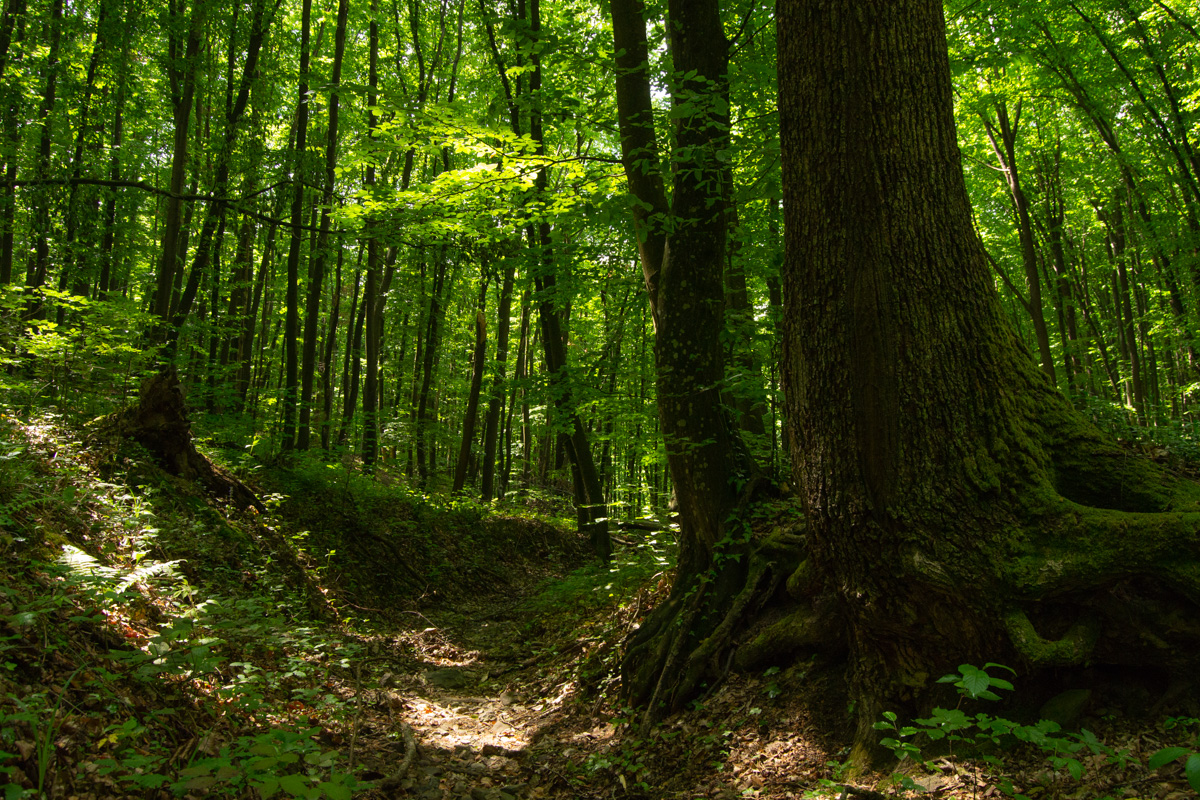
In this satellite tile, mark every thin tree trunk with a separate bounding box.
[0,0,23,287]
[338,258,365,446]
[22,0,65,312]
[481,255,515,501]
[280,0,313,449]
[610,0,669,329]
[361,0,380,467]
[152,0,207,331]
[299,0,349,450]
[979,99,1056,386]
[320,246,344,449]
[453,289,488,493]
[528,0,609,560]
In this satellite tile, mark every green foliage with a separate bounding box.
[1148,717,1200,794]
[935,662,1016,702]
[0,287,155,418]
[0,554,364,799]
[872,665,1199,798]
[526,531,672,617]
[0,418,371,799]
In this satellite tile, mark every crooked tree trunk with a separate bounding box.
[623,0,1200,767]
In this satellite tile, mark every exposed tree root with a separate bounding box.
[622,486,1200,766]
[1003,608,1100,667]
[624,527,805,726]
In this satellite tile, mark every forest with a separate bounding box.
[2,0,1200,797]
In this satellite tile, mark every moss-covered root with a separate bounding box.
[1004,608,1100,666]
[622,554,786,728]
[1006,505,1200,603]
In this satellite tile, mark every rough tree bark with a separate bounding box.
[778,0,1200,762]
[621,0,1200,766]
[618,0,760,717]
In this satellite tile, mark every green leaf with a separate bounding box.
[279,773,311,796]
[317,781,353,800]
[960,665,990,697]
[184,777,217,791]
[1149,746,1188,769]
[1185,753,1200,792]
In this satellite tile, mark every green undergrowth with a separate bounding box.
[813,664,1200,800]
[526,530,674,619]
[518,529,677,703]
[0,411,379,798]
[0,407,613,798]
[259,453,593,616]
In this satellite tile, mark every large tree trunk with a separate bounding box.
[779,0,1200,763]
[620,0,1200,768]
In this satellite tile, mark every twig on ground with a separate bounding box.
[377,722,417,795]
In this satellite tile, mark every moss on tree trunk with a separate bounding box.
[621,0,1200,765]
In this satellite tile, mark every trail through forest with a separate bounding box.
[339,569,840,800]
[2,412,1199,800]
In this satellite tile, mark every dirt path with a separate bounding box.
[345,574,845,800]
[351,596,612,800]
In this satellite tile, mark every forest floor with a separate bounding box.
[1,410,1198,800]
